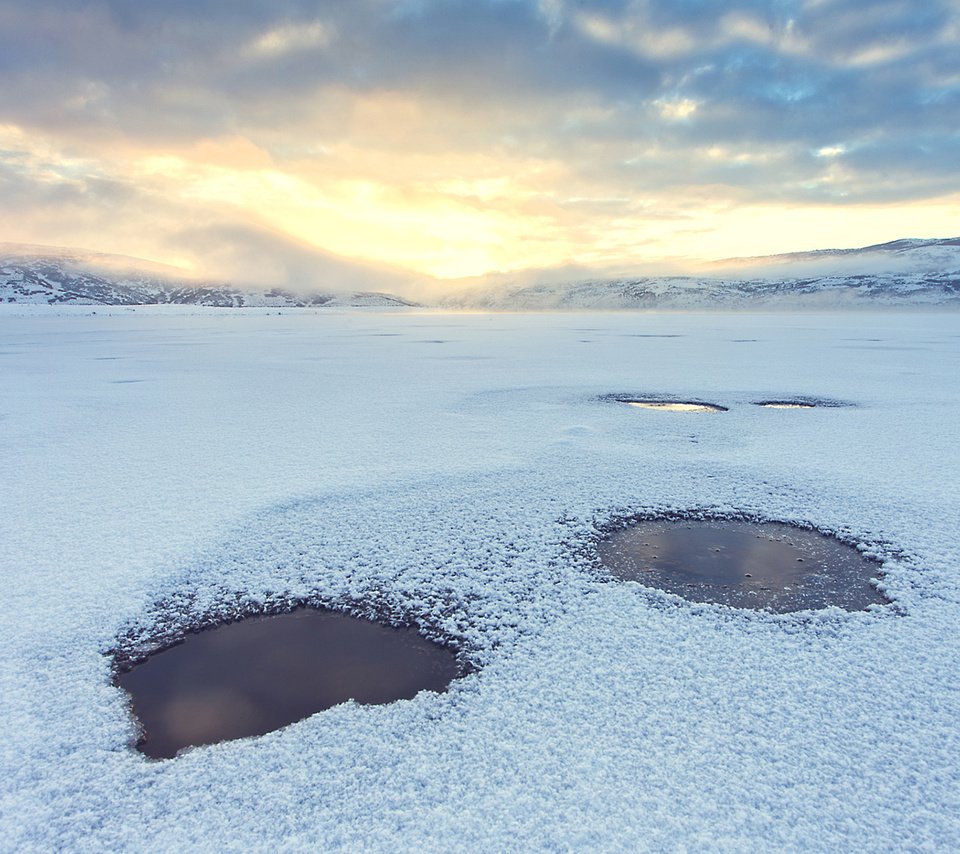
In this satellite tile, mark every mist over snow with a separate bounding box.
[169,224,426,297]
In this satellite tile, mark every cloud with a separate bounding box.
[0,0,956,278]
[0,142,428,294]
[170,223,425,295]
[245,21,333,58]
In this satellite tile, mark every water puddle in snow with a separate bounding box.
[116,608,461,759]
[754,398,848,409]
[598,519,888,612]
[623,401,727,413]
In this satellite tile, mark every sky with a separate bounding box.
[0,0,958,287]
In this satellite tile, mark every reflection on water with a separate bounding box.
[598,519,888,613]
[757,402,815,409]
[624,401,726,413]
[117,608,461,759]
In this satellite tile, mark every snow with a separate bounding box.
[0,254,417,308]
[442,239,960,309]
[1,306,959,851]
[4,238,960,311]
[442,270,960,309]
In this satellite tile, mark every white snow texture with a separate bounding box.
[1,306,958,852]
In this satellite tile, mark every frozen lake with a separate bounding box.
[2,306,959,850]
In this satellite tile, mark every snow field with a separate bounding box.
[1,307,958,851]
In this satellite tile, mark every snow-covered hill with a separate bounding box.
[708,237,960,276]
[0,246,418,307]
[4,238,960,309]
[443,238,960,309]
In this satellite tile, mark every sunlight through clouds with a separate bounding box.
[655,98,699,120]
[247,21,333,57]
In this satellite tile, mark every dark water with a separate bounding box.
[117,608,461,759]
[598,520,888,613]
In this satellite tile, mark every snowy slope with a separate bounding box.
[5,238,960,310]
[1,308,958,851]
[710,237,960,276]
[443,238,960,309]
[0,246,418,307]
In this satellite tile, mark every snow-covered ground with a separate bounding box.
[1,306,958,851]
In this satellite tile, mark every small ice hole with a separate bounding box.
[623,400,727,413]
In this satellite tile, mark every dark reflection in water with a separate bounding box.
[117,608,461,759]
[598,520,888,613]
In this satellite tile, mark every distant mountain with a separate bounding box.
[0,245,418,307]
[712,236,959,264]
[441,238,960,309]
[4,238,959,310]
[705,237,960,277]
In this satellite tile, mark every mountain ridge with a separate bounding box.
[0,246,419,307]
[443,237,960,309]
[3,237,959,309]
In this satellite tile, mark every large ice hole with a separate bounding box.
[116,607,462,759]
[597,519,889,613]
[624,400,727,413]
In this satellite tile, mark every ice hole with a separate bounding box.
[598,519,889,613]
[116,607,462,759]
[756,401,816,409]
[622,400,727,413]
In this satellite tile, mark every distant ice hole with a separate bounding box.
[616,398,727,413]
[753,397,850,409]
[116,607,462,759]
[597,519,889,613]
[755,401,816,409]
